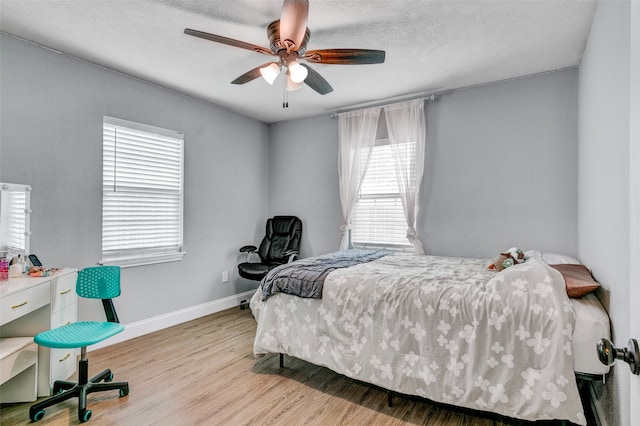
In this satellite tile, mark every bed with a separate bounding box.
[249,250,611,425]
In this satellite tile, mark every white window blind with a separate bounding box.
[0,183,31,255]
[102,117,185,267]
[351,140,411,249]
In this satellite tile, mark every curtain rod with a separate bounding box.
[329,93,440,118]
[329,65,578,118]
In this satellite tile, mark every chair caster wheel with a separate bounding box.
[52,382,66,394]
[30,409,45,422]
[79,408,92,422]
[119,386,129,397]
[105,372,114,382]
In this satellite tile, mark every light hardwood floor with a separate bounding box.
[1,307,561,425]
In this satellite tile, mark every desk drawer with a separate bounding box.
[50,304,76,329]
[50,347,76,385]
[0,282,50,326]
[51,272,77,313]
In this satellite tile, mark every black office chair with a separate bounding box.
[238,216,302,281]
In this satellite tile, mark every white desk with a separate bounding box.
[0,268,78,401]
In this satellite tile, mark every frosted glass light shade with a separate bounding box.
[286,75,302,91]
[288,61,308,83]
[260,63,281,85]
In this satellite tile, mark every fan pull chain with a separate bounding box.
[282,78,289,108]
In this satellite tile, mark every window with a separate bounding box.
[351,139,411,249]
[101,117,185,267]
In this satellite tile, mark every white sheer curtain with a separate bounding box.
[383,99,426,254]
[337,107,381,250]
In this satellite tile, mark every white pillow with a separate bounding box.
[524,249,542,260]
[542,252,581,265]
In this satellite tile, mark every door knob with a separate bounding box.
[597,338,640,375]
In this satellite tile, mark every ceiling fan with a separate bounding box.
[184,0,385,98]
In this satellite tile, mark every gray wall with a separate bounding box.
[268,115,342,257]
[0,34,270,323]
[420,70,578,257]
[578,1,633,425]
[269,69,579,259]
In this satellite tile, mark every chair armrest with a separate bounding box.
[240,245,257,253]
[283,249,299,263]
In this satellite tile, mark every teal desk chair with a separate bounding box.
[29,266,129,423]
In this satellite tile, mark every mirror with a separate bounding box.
[0,182,31,257]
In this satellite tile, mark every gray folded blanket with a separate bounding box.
[261,249,388,300]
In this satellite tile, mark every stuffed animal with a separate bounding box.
[488,247,525,271]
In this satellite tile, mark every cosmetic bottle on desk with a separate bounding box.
[0,257,8,282]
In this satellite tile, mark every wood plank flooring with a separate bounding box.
[1,307,560,425]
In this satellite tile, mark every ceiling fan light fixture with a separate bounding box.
[184,0,384,98]
[288,61,308,83]
[260,63,281,85]
[286,74,303,91]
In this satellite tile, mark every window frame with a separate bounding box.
[350,138,412,251]
[100,117,186,268]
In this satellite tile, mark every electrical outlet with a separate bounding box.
[222,270,229,283]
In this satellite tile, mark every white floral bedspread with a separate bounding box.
[251,254,585,424]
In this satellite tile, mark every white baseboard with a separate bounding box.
[89,290,256,351]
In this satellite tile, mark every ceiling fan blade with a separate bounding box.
[279,0,309,49]
[184,28,274,56]
[303,49,386,65]
[231,62,278,85]
[300,64,333,95]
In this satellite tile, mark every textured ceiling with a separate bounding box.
[0,0,597,123]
